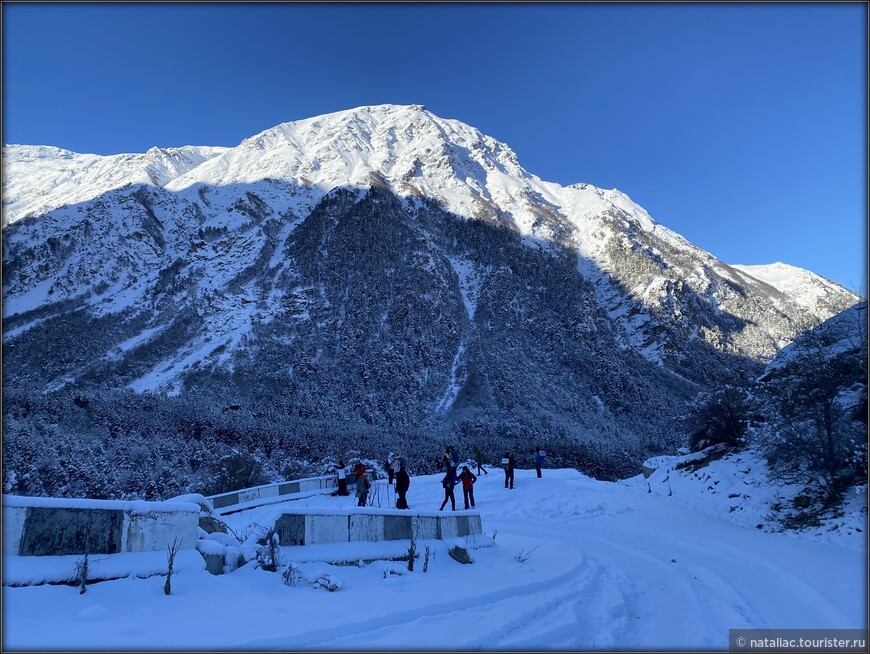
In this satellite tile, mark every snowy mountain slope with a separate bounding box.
[3,468,865,650]
[763,300,868,373]
[162,105,857,362]
[1,143,228,226]
[1,105,861,444]
[732,262,860,319]
[629,446,867,545]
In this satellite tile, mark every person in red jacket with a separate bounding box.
[457,466,477,509]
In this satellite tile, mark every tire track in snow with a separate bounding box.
[497,515,767,648]
[464,562,602,649]
[499,476,860,646]
[472,558,635,650]
[585,536,768,646]
[241,560,589,650]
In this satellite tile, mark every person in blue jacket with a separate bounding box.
[532,445,546,478]
[443,445,459,474]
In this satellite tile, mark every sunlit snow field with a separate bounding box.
[3,464,866,650]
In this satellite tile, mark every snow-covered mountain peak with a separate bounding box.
[4,104,665,247]
[167,103,532,203]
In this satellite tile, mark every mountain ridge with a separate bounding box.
[731,262,859,318]
[4,105,854,310]
[1,104,861,440]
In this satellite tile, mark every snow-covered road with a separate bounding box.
[3,468,866,650]
[477,471,865,649]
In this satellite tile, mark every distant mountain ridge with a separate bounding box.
[731,262,858,319]
[2,143,229,226]
[2,104,861,452]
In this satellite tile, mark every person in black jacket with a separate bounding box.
[395,462,410,509]
[502,452,516,489]
[439,466,457,511]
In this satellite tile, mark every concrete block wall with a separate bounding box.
[412,515,440,540]
[349,514,383,542]
[269,508,482,547]
[2,495,200,557]
[306,514,349,545]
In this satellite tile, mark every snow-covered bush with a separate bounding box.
[75,554,89,594]
[407,534,417,572]
[281,563,304,587]
[683,384,753,452]
[255,528,281,572]
[752,303,867,503]
[311,573,342,592]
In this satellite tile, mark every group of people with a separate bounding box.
[501,445,547,488]
[332,455,410,509]
[333,444,548,512]
[438,444,545,509]
[439,445,478,511]
[333,460,372,506]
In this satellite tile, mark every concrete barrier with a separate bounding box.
[266,508,482,547]
[1,495,200,556]
[440,513,483,539]
[207,474,339,513]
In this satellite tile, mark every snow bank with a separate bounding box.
[626,447,867,550]
[3,549,205,587]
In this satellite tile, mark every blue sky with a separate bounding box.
[2,2,866,294]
